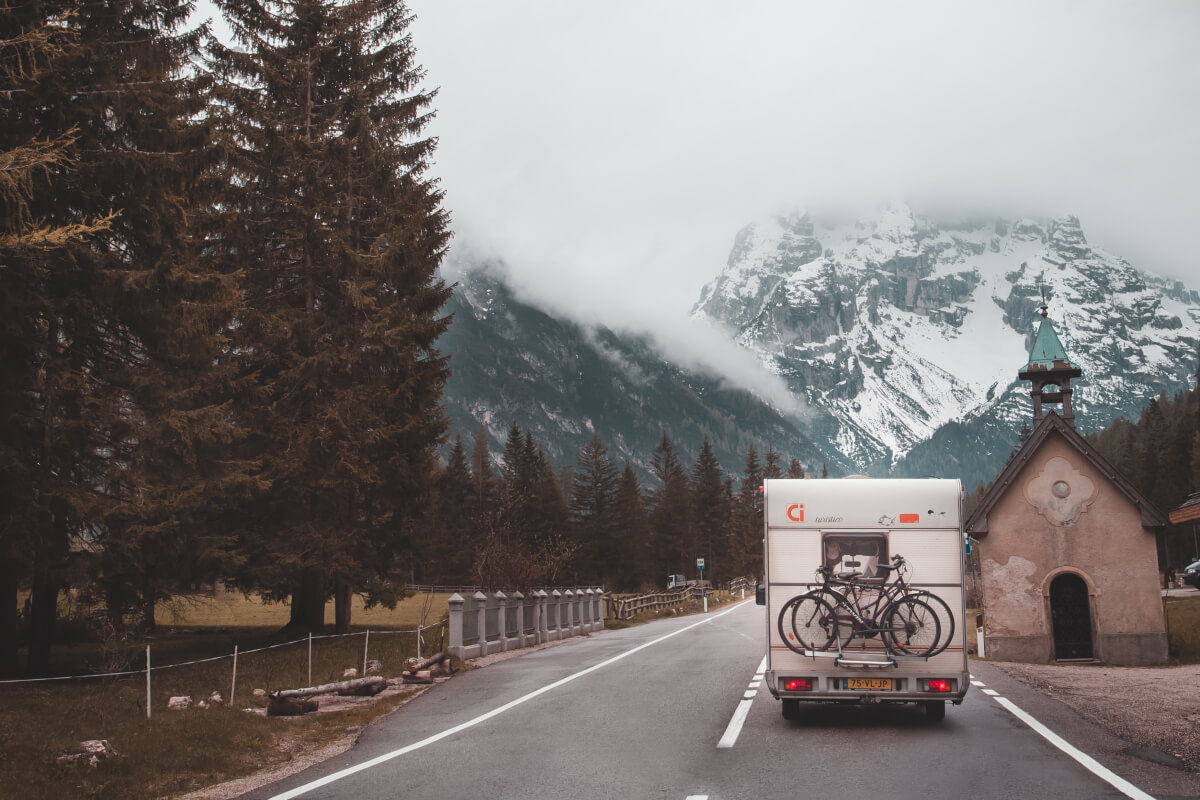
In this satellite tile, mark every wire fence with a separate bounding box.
[0,622,446,719]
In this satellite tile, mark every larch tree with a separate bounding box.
[209,0,452,633]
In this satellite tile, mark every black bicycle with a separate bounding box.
[778,555,950,658]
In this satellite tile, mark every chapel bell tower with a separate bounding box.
[1018,299,1083,427]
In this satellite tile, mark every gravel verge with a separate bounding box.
[993,661,1200,772]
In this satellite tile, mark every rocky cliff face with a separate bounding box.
[692,202,1200,484]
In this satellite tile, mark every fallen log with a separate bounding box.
[271,675,388,700]
[267,697,319,717]
[405,651,452,676]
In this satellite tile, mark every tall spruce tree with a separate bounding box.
[730,445,764,578]
[209,0,452,633]
[612,463,650,590]
[569,435,619,583]
[1,0,230,670]
[649,433,692,581]
[690,438,729,584]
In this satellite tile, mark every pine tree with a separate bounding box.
[649,433,692,580]
[570,435,619,583]
[690,438,729,584]
[763,446,783,480]
[730,445,764,578]
[612,463,650,590]
[1,0,230,670]
[786,457,806,479]
[210,0,452,633]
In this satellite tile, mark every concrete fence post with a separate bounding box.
[494,591,508,653]
[446,594,464,662]
[537,590,549,643]
[582,588,593,628]
[512,591,525,648]
[551,590,563,640]
[474,591,488,656]
[564,589,575,638]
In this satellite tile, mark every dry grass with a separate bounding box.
[1166,593,1200,662]
[2,591,453,800]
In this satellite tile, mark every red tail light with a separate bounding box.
[784,678,814,691]
[928,679,952,693]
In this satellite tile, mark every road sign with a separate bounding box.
[697,558,705,570]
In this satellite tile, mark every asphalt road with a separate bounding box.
[239,601,1199,800]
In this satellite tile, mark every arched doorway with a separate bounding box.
[1050,573,1093,660]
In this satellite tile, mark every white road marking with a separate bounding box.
[988,694,1157,800]
[742,690,757,699]
[748,680,762,688]
[718,655,768,749]
[685,795,709,799]
[971,680,986,687]
[981,688,999,696]
[266,602,751,800]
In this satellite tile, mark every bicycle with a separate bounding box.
[823,554,956,657]
[777,554,950,658]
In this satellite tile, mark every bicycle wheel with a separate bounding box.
[777,593,839,654]
[906,589,954,657]
[882,597,941,657]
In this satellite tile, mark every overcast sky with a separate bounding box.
[196,1,1200,392]
[405,1,1199,297]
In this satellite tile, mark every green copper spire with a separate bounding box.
[1023,317,1081,373]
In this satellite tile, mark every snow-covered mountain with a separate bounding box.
[692,202,1200,484]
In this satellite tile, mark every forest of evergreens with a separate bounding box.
[3,1,1197,681]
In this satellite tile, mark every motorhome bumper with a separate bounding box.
[765,670,969,704]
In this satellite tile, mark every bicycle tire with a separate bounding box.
[777,593,839,654]
[881,597,941,657]
[905,589,955,657]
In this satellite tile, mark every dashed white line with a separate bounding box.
[718,655,768,749]
[981,688,999,696]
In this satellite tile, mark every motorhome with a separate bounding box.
[756,477,969,721]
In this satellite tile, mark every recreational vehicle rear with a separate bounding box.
[758,477,970,721]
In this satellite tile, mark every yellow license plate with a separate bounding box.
[844,678,892,690]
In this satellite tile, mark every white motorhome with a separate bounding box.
[757,477,969,721]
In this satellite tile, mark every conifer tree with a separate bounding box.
[612,463,651,589]
[209,0,452,632]
[786,457,806,479]
[763,446,783,480]
[570,435,619,583]
[1,0,231,669]
[649,433,692,580]
[729,445,764,578]
[690,438,729,584]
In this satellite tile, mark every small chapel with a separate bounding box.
[964,305,1169,665]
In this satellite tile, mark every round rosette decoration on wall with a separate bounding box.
[1023,456,1097,526]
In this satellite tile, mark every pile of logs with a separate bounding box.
[266,652,454,716]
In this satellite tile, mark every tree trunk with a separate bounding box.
[27,564,59,675]
[0,555,18,676]
[334,578,352,634]
[287,566,326,633]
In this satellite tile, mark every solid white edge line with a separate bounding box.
[685,795,709,799]
[991,695,1157,800]
[717,655,769,749]
[267,601,751,800]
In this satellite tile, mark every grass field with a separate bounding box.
[2,590,454,800]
